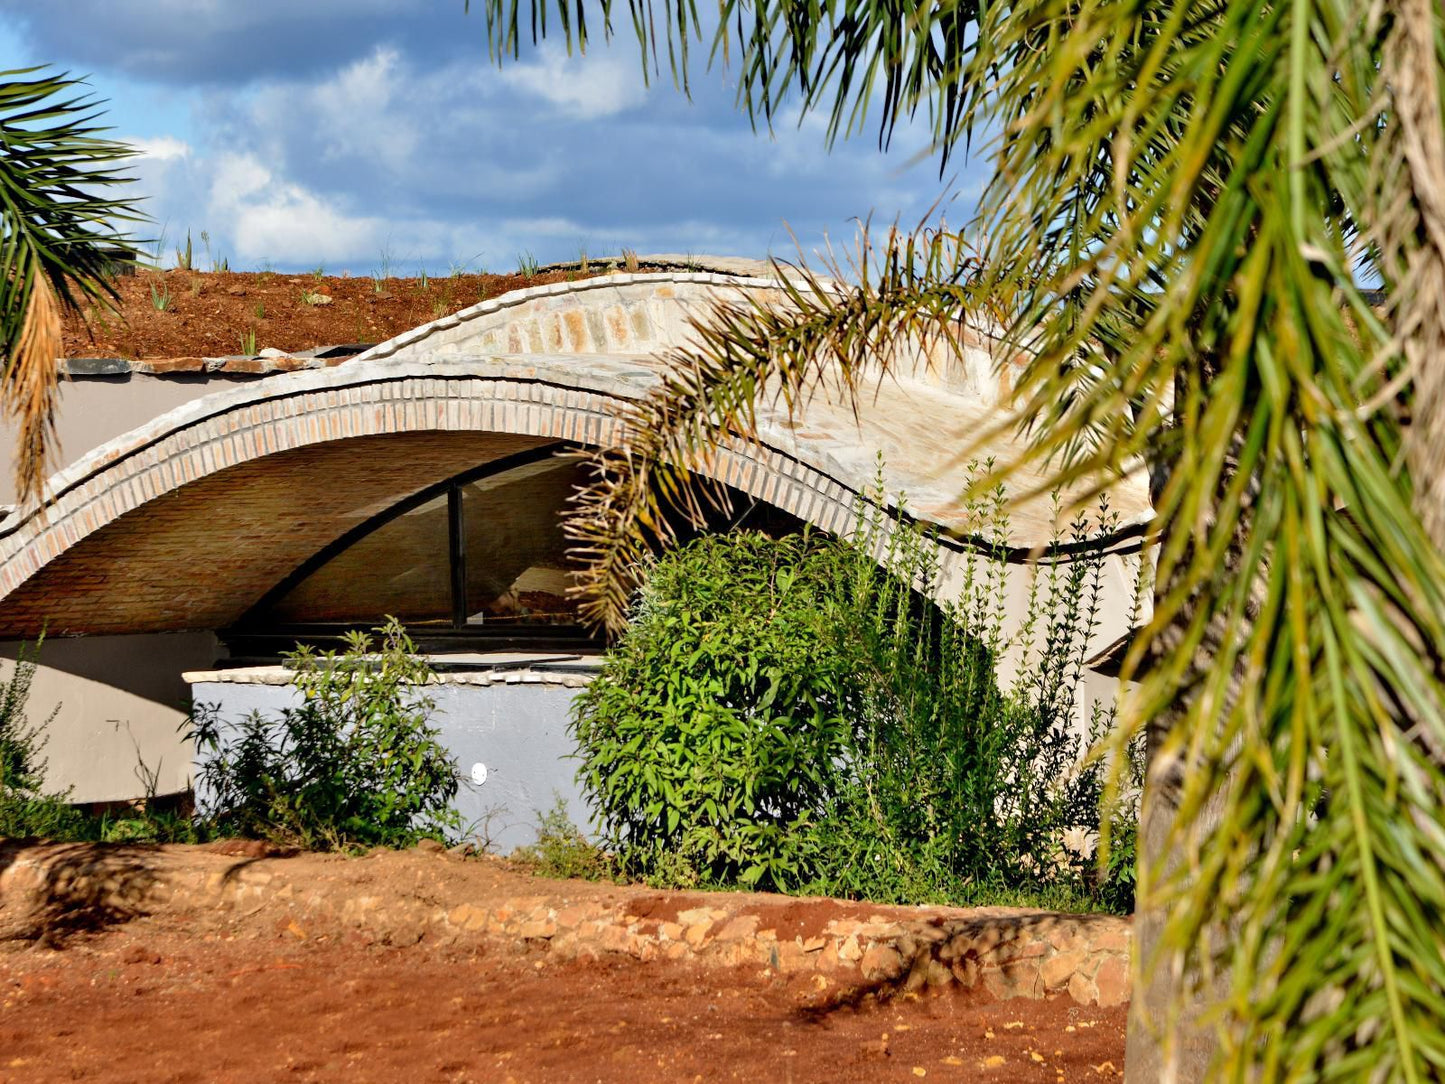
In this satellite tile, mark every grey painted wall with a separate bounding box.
[0,631,220,802]
[0,374,257,505]
[188,677,591,853]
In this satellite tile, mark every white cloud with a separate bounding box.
[275,46,421,169]
[126,135,191,161]
[498,44,647,119]
[208,153,388,264]
[21,5,979,273]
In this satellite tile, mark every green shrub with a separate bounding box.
[571,472,1142,910]
[190,618,461,849]
[0,640,88,840]
[574,532,865,889]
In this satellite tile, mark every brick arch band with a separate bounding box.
[0,358,868,637]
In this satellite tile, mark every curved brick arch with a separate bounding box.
[0,271,1150,642]
[352,271,792,364]
[0,358,864,636]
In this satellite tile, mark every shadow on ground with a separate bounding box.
[0,839,168,945]
[797,910,1124,1021]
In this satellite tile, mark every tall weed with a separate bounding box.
[190,618,461,849]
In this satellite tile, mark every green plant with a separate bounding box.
[572,480,1139,906]
[189,618,461,850]
[299,288,322,306]
[574,531,861,891]
[516,251,539,278]
[310,264,325,280]
[238,327,257,356]
[512,797,614,881]
[174,229,192,271]
[199,230,228,273]
[252,301,265,320]
[620,248,638,273]
[148,278,171,312]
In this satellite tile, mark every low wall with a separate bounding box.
[0,841,1131,1007]
[187,657,597,851]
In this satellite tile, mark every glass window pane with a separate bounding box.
[264,492,452,625]
[461,458,585,626]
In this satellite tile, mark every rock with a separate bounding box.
[684,921,712,947]
[950,957,980,987]
[1040,950,1087,990]
[838,936,862,962]
[448,904,475,927]
[1094,955,1130,1007]
[258,346,288,358]
[225,286,246,296]
[555,905,591,928]
[1068,969,1100,1006]
[860,944,905,982]
[1092,926,1131,954]
[414,838,445,854]
[714,915,760,942]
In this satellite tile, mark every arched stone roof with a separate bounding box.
[0,272,1151,641]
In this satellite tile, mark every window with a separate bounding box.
[236,443,807,651]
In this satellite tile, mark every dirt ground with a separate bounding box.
[59,265,613,361]
[0,847,1127,1083]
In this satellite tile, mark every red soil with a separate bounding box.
[0,847,1127,1084]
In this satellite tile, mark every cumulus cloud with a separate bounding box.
[498,44,647,119]
[0,4,978,273]
[209,154,389,264]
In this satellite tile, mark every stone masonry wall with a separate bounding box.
[0,842,1131,1008]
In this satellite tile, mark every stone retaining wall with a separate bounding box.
[0,842,1130,1007]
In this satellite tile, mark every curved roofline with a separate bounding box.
[3,271,808,532]
[347,269,820,367]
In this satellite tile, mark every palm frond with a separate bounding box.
[964,0,1445,1076]
[467,0,980,155]
[566,226,990,630]
[0,66,146,503]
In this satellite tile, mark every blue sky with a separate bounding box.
[1,1,982,274]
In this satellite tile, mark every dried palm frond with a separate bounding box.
[0,67,144,503]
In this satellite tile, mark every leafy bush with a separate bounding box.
[572,472,1143,910]
[574,532,864,888]
[190,619,460,849]
[0,640,88,840]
